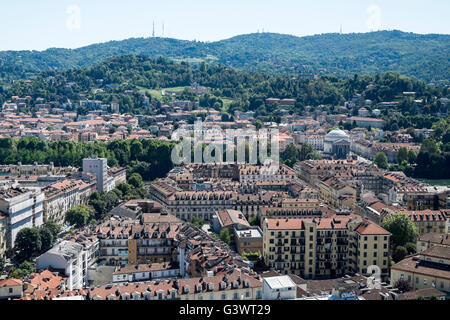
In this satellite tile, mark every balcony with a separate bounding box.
[101,243,127,248]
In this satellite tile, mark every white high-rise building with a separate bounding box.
[0,187,44,248]
[83,157,108,192]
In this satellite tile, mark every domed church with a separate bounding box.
[324,128,351,159]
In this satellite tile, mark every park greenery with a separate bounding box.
[0,137,175,181]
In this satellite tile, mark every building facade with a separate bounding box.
[263,215,391,281]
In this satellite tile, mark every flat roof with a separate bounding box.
[264,275,296,289]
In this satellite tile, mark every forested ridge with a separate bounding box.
[1,54,447,118]
[1,30,449,83]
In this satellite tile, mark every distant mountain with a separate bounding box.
[1,30,449,82]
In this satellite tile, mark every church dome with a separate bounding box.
[327,128,348,137]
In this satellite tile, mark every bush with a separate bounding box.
[242,251,261,262]
[394,278,412,293]
[393,246,408,262]
[219,228,231,245]
[405,242,416,255]
[190,217,205,228]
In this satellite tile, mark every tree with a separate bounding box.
[116,183,132,196]
[15,228,42,260]
[219,228,231,245]
[374,152,388,169]
[282,143,299,167]
[0,256,5,272]
[248,215,260,226]
[299,143,321,161]
[128,173,144,188]
[393,246,408,262]
[39,228,54,252]
[65,205,94,228]
[408,149,417,164]
[394,278,412,293]
[382,212,418,249]
[397,147,408,164]
[8,261,34,279]
[42,221,61,238]
[190,217,205,228]
[405,242,416,255]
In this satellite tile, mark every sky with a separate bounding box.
[0,0,449,51]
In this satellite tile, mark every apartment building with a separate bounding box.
[148,180,280,221]
[347,117,385,129]
[239,164,296,184]
[0,215,7,258]
[294,159,383,193]
[395,210,447,235]
[416,233,450,253]
[84,269,262,301]
[42,178,95,225]
[259,203,326,226]
[263,215,391,281]
[0,187,44,249]
[36,240,90,290]
[112,262,180,283]
[318,177,357,209]
[96,218,182,268]
[390,246,450,294]
[234,227,263,255]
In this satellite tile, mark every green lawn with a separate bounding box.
[220,98,234,112]
[137,86,187,100]
[417,178,450,186]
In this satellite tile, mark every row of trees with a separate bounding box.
[0,137,175,181]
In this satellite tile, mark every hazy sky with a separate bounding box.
[1,0,449,51]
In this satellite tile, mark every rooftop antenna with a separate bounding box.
[152,21,155,37]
